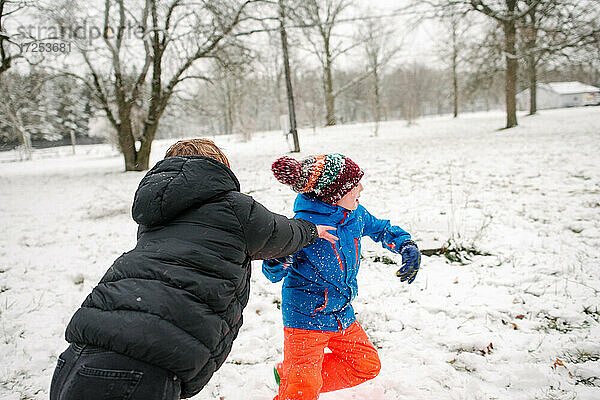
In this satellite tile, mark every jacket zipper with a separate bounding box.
[354,238,360,269]
[340,210,348,224]
[331,242,344,272]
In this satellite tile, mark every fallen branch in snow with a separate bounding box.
[421,248,444,256]
[420,241,493,263]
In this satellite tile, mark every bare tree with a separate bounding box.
[0,0,27,76]
[428,0,600,127]
[446,14,472,118]
[519,0,547,115]
[460,25,506,111]
[426,1,545,128]
[0,71,47,158]
[389,63,436,125]
[218,68,242,136]
[49,0,260,171]
[359,16,401,135]
[295,69,323,133]
[279,0,300,151]
[189,42,286,139]
[520,0,600,114]
[432,10,474,118]
[292,0,370,126]
[467,0,536,128]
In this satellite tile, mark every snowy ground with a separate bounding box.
[1,107,599,400]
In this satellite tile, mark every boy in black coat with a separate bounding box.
[50,139,333,399]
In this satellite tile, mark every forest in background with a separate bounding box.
[1,0,598,168]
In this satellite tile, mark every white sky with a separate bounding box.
[3,0,449,78]
[333,0,447,68]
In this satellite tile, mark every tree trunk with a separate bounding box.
[7,109,32,160]
[70,131,76,155]
[503,19,518,129]
[120,132,139,171]
[451,20,459,118]
[452,59,458,118]
[135,123,158,171]
[323,54,336,126]
[135,104,163,171]
[525,6,538,116]
[19,128,32,160]
[116,106,139,171]
[528,56,537,115]
[134,145,151,171]
[373,68,381,136]
[227,87,234,135]
[279,1,300,152]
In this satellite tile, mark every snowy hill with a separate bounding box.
[1,107,599,399]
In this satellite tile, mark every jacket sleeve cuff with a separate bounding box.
[398,239,418,252]
[299,219,319,246]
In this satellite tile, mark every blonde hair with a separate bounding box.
[164,138,230,167]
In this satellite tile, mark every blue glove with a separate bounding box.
[262,256,293,283]
[396,240,421,284]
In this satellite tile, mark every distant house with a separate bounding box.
[517,81,600,111]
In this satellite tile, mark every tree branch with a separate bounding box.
[161,0,183,48]
[81,50,119,129]
[160,0,257,114]
[333,69,373,98]
[131,0,152,102]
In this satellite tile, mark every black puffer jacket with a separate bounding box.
[65,156,317,398]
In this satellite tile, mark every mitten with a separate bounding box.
[262,256,294,283]
[396,240,421,284]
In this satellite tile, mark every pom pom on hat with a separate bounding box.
[272,156,302,185]
[271,153,363,204]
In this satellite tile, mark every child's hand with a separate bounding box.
[316,225,338,244]
[262,256,293,283]
[396,240,421,284]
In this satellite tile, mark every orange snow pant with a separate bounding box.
[274,321,381,400]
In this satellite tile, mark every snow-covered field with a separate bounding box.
[1,107,599,400]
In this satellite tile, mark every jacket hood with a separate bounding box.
[293,193,355,224]
[132,155,240,226]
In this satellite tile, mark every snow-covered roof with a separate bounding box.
[543,81,600,95]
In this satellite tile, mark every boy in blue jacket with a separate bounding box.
[263,153,421,400]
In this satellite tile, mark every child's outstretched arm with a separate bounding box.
[361,207,411,251]
[362,207,421,284]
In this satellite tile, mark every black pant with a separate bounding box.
[50,343,181,400]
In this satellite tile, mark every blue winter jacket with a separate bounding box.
[262,194,411,332]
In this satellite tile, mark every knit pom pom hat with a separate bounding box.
[271,153,364,204]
